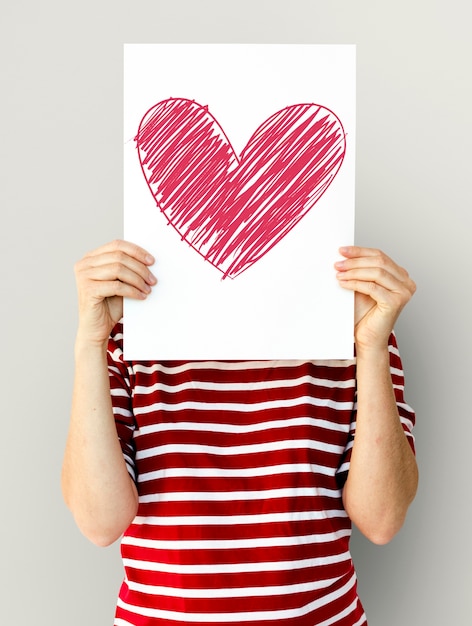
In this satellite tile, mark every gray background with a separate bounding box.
[1,1,471,624]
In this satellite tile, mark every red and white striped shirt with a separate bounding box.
[108,322,415,626]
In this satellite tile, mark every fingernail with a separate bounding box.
[145,254,155,264]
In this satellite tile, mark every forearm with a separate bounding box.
[342,346,418,544]
[61,337,138,546]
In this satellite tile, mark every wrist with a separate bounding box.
[75,330,109,357]
[354,326,392,359]
[355,341,390,363]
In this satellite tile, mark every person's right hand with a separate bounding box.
[74,240,156,346]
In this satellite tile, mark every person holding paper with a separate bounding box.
[62,240,417,626]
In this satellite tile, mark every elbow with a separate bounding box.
[361,520,405,545]
[77,504,137,546]
[344,467,419,546]
[367,488,418,545]
[84,527,123,548]
[350,500,415,545]
[62,485,137,548]
[74,514,133,548]
[345,491,417,546]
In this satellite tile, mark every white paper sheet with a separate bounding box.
[124,44,356,360]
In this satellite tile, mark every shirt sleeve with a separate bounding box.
[107,321,137,483]
[336,332,416,488]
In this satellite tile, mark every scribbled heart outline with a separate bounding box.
[135,98,346,279]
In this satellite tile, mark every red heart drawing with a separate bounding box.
[135,98,346,279]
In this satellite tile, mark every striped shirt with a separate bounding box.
[108,322,415,626]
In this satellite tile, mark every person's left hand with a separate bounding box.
[335,246,416,352]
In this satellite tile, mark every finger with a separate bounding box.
[84,239,155,266]
[338,246,382,259]
[336,248,412,285]
[336,266,413,296]
[82,262,154,295]
[337,278,399,305]
[85,278,150,302]
[78,250,157,286]
[337,275,413,311]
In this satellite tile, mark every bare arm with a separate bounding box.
[336,246,418,545]
[61,240,157,546]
